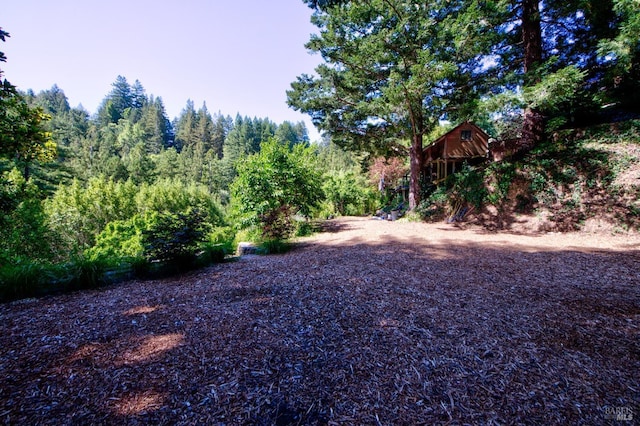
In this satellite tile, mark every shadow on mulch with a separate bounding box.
[317,218,354,234]
[2,225,639,425]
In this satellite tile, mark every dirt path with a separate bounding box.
[1,217,639,424]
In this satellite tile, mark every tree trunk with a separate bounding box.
[521,0,544,151]
[408,133,423,210]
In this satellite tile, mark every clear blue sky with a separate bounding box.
[2,0,322,141]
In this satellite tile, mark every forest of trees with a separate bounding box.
[19,75,311,193]
[1,0,639,299]
[1,20,380,300]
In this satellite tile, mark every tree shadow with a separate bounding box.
[1,230,639,424]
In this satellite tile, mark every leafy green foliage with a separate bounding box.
[135,178,224,225]
[1,29,56,180]
[142,209,209,264]
[484,162,517,205]
[0,168,58,264]
[597,0,640,107]
[46,177,224,257]
[448,163,488,210]
[322,171,376,216]
[231,139,323,240]
[0,261,57,301]
[523,66,590,131]
[85,215,147,262]
[416,163,487,221]
[206,226,236,256]
[46,177,138,251]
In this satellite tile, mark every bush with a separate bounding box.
[484,162,516,205]
[449,163,487,209]
[294,218,318,237]
[231,139,323,241]
[0,255,115,302]
[142,209,209,264]
[60,256,112,291]
[46,177,138,254]
[1,168,59,264]
[208,226,236,255]
[85,215,147,262]
[196,243,227,266]
[136,178,224,226]
[0,261,57,301]
[322,170,377,216]
[259,239,291,254]
[46,177,224,259]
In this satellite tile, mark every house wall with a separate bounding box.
[422,122,490,184]
[443,125,488,159]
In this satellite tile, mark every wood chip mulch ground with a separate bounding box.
[1,217,639,425]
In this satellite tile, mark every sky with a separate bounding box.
[2,0,323,141]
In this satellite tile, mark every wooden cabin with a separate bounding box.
[423,122,490,184]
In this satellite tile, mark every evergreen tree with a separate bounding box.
[174,99,197,151]
[154,147,180,180]
[138,96,173,154]
[125,142,155,185]
[275,121,309,148]
[195,102,214,152]
[221,115,276,188]
[0,28,56,180]
[32,84,70,115]
[289,0,478,209]
[96,75,134,125]
[131,79,147,110]
[211,112,232,159]
[598,0,640,108]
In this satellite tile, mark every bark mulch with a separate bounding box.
[1,217,639,425]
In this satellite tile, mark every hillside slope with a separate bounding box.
[426,120,640,233]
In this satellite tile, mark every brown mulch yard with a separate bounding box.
[1,217,639,425]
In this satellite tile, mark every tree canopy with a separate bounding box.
[288,0,498,209]
[289,0,640,209]
[0,28,56,180]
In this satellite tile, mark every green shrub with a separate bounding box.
[45,177,138,254]
[195,243,227,267]
[142,209,209,264]
[322,170,376,216]
[136,178,224,226]
[485,162,516,205]
[449,163,487,209]
[259,239,291,254]
[85,215,148,262]
[1,168,59,264]
[208,226,236,255]
[230,139,323,241]
[294,219,317,237]
[60,256,112,291]
[46,177,224,260]
[0,255,123,302]
[0,261,57,301]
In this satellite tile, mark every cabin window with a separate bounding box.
[461,130,472,140]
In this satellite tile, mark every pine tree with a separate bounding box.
[289,0,476,209]
[211,112,232,159]
[174,99,197,151]
[96,75,134,125]
[195,102,214,152]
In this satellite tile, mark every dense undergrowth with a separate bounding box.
[417,119,640,232]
